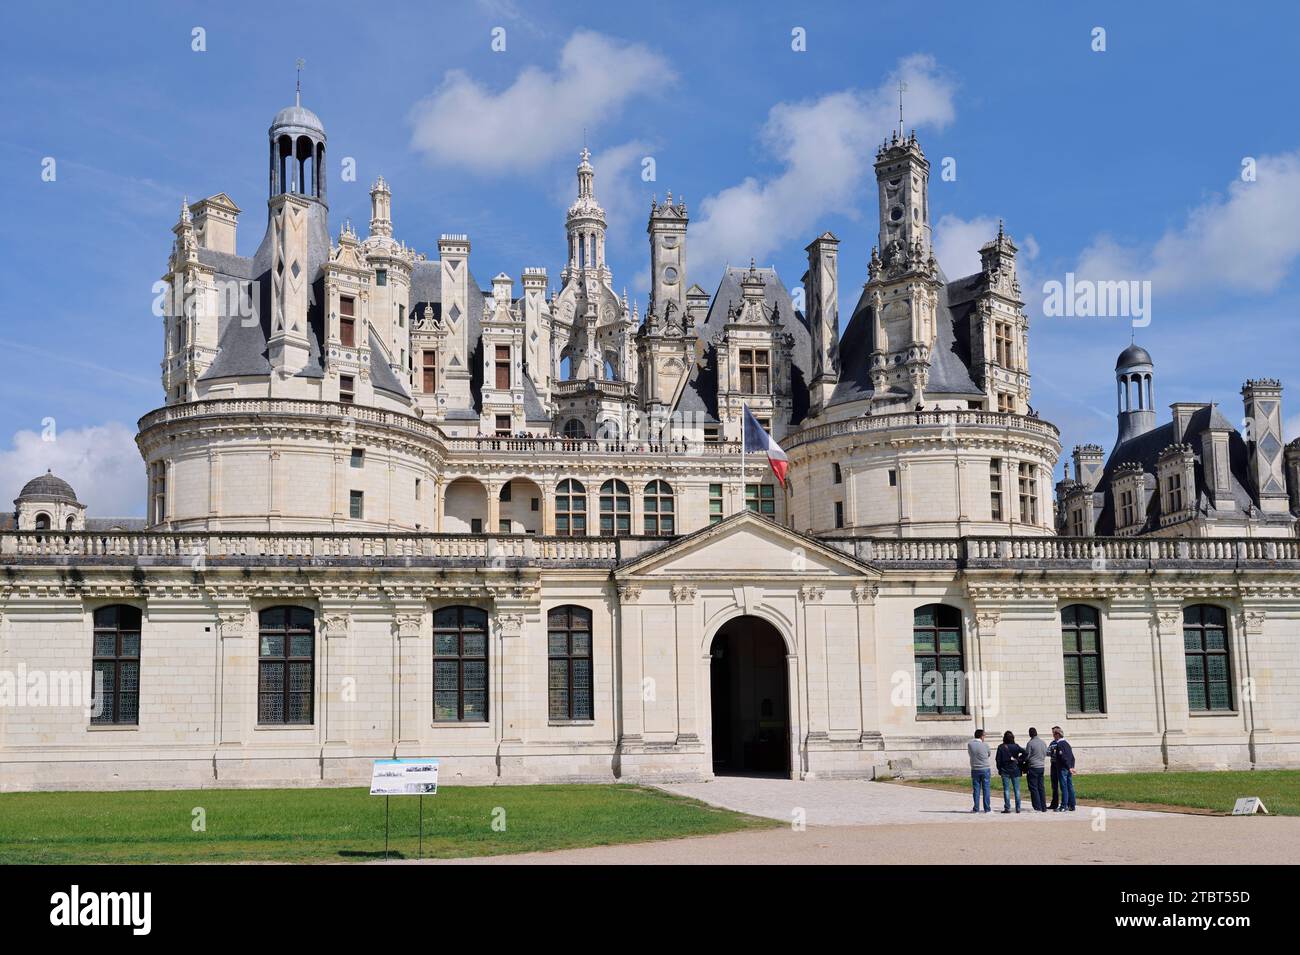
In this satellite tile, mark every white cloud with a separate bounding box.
[933,214,1043,311]
[933,214,997,278]
[0,422,143,518]
[1074,151,1300,296]
[409,31,674,174]
[687,54,957,281]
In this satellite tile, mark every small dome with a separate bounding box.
[270,103,325,135]
[1115,343,1153,369]
[17,470,79,504]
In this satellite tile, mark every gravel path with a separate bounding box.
[397,777,1298,865]
[654,777,1171,826]
[432,815,1300,865]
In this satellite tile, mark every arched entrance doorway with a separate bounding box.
[709,616,790,776]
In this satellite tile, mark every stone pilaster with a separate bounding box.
[853,584,883,748]
[1152,602,1190,767]
[671,584,701,745]
[393,606,426,749]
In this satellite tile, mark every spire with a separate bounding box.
[897,80,907,138]
[295,58,304,107]
[576,147,595,199]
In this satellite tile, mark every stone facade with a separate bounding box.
[2,521,1298,790]
[3,93,1299,790]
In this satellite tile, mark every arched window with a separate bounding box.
[913,604,965,714]
[597,419,620,441]
[92,604,142,725]
[563,418,587,439]
[599,479,631,537]
[555,479,587,536]
[1061,604,1105,713]
[433,606,488,721]
[66,515,75,531]
[548,605,593,720]
[258,606,315,724]
[1184,604,1232,711]
[643,480,675,536]
[559,355,573,380]
[34,512,50,530]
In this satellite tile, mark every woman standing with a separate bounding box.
[995,730,1026,814]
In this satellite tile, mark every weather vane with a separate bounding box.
[295,58,305,105]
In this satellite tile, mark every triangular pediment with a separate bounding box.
[615,511,876,580]
[195,192,242,214]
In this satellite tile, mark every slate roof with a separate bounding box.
[367,327,410,400]
[16,471,79,503]
[197,201,331,382]
[829,268,985,409]
[1093,405,1259,534]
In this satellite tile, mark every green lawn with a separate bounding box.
[0,784,775,864]
[905,770,1300,816]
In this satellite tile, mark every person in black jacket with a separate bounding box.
[1048,725,1077,811]
[995,730,1026,813]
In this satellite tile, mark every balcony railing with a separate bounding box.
[3,530,1295,569]
[444,435,741,456]
[782,409,1061,450]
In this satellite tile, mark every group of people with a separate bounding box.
[965,727,1076,813]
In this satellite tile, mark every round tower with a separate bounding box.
[1115,343,1156,444]
[268,88,327,205]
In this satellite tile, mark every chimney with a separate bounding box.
[1170,402,1209,441]
[1200,411,1234,511]
[191,194,241,255]
[1242,378,1289,513]
[805,232,841,417]
[1073,444,1105,491]
[437,234,473,408]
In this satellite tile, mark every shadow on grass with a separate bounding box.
[338,849,406,859]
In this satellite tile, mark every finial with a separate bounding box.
[295,58,305,106]
[666,189,672,206]
[997,218,1004,239]
[179,195,191,223]
[897,80,908,138]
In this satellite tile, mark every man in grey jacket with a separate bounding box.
[967,729,992,813]
[1024,726,1050,811]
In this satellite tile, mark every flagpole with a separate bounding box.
[740,404,747,516]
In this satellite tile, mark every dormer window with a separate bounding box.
[1166,471,1183,512]
[1119,488,1137,527]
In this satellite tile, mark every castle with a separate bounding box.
[2,92,1298,790]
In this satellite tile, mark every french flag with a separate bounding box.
[743,405,790,486]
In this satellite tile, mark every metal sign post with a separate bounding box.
[371,758,439,861]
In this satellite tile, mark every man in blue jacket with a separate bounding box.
[1048,725,1076,811]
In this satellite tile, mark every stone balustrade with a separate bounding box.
[782,408,1061,450]
[139,397,744,459]
[3,529,1295,570]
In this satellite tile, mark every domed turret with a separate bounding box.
[17,470,79,504]
[1116,341,1156,444]
[13,470,86,531]
[268,76,327,204]
[1115,343,1153,369]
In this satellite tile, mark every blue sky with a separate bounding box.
[2,0,1299,515]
